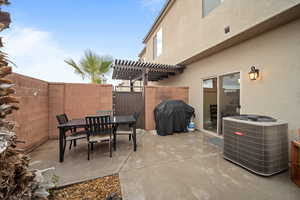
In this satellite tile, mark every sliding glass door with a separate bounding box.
[202,72,240,135]
[218,72,240,135]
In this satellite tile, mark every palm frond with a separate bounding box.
[80,50,98,74]
[100,60,111,74]
[99,55,113,75]
[65,50,113,84]
[64,58,85,80]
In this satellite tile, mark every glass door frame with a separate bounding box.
[201,71,242,136]
[202,76,218,134]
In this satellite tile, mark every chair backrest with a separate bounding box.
[210,105,217,114]
[56,114,68,125]
[96,110,113,116]
[133,112,140,121]
[210,105,217,118]
[85,115,113,139]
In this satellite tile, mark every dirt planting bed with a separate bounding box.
[49,175,122,200]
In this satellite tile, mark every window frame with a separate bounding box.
[202,0,224,17]
[153,27,163,60]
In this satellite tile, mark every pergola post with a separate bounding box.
[130,80,134,92]
[142,69,149,97]
[142,69,149,86]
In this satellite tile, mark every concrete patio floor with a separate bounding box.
[29,131,140,186]
[30,131,300,200]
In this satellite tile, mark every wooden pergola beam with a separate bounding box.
[131,73,143,82]
[112,59,185,82]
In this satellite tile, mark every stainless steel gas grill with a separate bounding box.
[223,115,288,176]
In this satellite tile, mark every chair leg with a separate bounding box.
[129,134,131,141]
[69,140,72,150]
[113,133,116,151]
[88,143,90,160]
[74,140,77,147]
[63,138,67,153]
[109,140,112,158]
[91,143,94,151]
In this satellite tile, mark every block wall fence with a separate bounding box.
[8,73,113,151]
[48,83,113,139]
[7,73,49,152]
[7,73,189,151]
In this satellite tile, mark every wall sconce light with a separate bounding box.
[249,66,259,80]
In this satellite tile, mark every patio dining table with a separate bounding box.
[57,115,137,162]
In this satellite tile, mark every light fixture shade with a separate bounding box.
[249,66,259,80]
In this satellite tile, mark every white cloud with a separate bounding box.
[2,26,86,83]
[140,0,165,12]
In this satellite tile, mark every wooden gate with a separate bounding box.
[113,89,144,129]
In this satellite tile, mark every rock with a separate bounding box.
[106,192,122,200]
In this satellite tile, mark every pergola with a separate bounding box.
[112,59,185,86]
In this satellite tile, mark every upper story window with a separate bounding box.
[203,0,223,17]
[153,27,162,60]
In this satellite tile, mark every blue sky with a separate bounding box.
[2,0,165,83]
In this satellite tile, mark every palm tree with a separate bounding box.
[64,50,113,84]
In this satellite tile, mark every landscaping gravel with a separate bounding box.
[49,175,122,200]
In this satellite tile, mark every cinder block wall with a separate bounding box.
[49,83,113,139]
[145,86,189,130]
[8,73,49,151]
[7,73,113,150]
[48,83,113,139]
[48,83,65,139]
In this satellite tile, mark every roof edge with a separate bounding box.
[138,47,146,58]
[142,0,175,44]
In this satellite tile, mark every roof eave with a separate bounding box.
[142,0,175,44]
[138,47,146,58]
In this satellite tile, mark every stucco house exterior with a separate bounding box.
[138,0,300,139]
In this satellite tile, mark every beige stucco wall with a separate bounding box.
[143,0,300,65]
[155,18,300,141]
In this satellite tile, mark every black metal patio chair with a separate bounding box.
[56,114,86,151]
[115,112,140,141]
[85,115,113,160]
